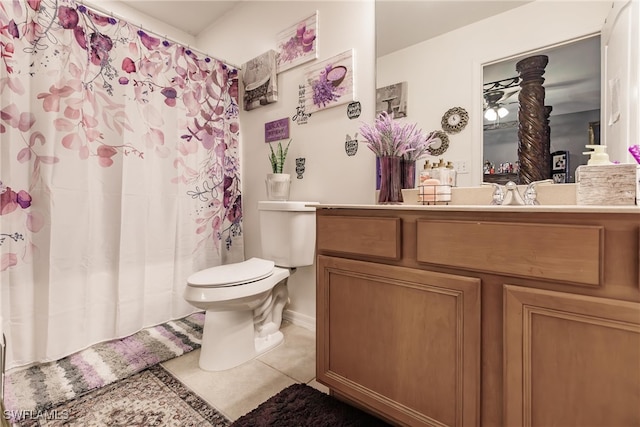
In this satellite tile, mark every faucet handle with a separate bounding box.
[524,179,554,205]
[488,183,504,205]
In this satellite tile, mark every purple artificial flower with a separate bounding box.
[359,111,434,158]
[402,126,438,161]
[358,111,410,157]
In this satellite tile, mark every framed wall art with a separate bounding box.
[265,118,290,143]
[376,82,407,118]
[242,50,278,111]
[302,49,354,114]
[276,12,318,73]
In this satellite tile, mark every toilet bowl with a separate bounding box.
[184,257,290,371]
[184,201,318,371]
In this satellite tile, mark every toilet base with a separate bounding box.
[198,309,285,372]
[255,329,284,354]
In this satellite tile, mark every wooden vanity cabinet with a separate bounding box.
[315,208,640,427]
[317,255,481,426]
[503,285,640,427]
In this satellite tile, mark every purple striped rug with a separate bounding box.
[3,312,204,415]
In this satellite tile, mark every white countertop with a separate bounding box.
[313,203,640,214]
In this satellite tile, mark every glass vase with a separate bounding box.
[401,158,416,189]
[378,156,404,204]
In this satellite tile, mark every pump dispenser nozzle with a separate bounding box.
[583,145,612,165]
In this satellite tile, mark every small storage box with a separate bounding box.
[576,164,639,205]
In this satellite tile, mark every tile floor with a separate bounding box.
[161,321,329,421]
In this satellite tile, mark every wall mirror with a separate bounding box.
[482,36,601,184]
[375,1,635,186]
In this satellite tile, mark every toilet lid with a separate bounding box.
[187,258,275,287]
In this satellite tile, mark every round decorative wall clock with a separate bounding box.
[441,107,469,134]
[426,130,450,156]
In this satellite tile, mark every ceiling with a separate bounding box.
[115,1,532,54]
[115,1,240,36]
[375,1,531,57]
[114,0,600,119]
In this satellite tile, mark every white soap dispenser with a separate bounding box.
[582,145,613,165]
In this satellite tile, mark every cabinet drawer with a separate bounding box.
[317,215,401,260]
[416,220,603,286]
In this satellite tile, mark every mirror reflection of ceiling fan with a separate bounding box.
[483,76,520,121]
[483,90,518,120]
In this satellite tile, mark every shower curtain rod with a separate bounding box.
[78,1,242,70]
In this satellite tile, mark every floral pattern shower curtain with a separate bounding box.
[0,0,243,368]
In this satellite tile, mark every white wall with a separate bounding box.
[377,1,612,186]
[602,0,640,164]
[197,1,376,328]
[95,1,197,46]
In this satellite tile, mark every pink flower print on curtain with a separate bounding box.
[0,0,243,368]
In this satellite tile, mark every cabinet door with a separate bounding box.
[504,285,640,427]
[317,255,481,427]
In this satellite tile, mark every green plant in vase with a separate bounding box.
[268,139,292,173]
[266,139,292,201]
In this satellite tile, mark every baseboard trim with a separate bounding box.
[283,309,316,331]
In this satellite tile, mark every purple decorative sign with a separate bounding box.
[265,118,290,143]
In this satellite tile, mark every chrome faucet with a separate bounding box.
[502,181,525,205]
[489,179,554,205]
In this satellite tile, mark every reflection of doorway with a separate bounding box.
[588,121,601,145]
[482,36,601,183]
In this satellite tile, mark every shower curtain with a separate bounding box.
[0,0,243,369]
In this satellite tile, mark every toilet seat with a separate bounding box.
[187,257,275,288]
[184,263,290,304]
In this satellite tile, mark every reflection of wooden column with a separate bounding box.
[543,105,553,178]
[516,55,549,184]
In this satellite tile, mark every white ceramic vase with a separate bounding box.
[266,173,291,201]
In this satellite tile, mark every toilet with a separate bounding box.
[183,201,318,371]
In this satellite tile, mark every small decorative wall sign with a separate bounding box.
[292,84,312,125]
[347,101,361,119]
[242,50,278,111]
[376,81,407,118]
[302,49,354,114]
[276,12,318,73]
[265,118,290,143]
[345,133,358,156]
[295,157,306,179]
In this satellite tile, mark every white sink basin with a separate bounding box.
[402,183,578,206]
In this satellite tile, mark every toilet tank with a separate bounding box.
[258,201,319,268]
